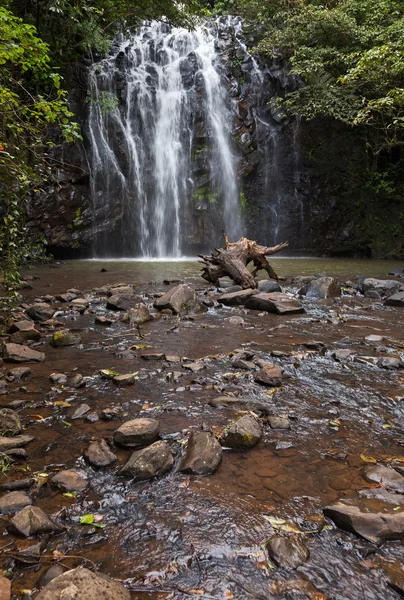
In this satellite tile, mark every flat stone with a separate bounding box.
[113,373,137,386]
[364,464,404,493]
[8,506,64,537]
[268,416,290,429]
[0,491,32,514]
[324,500,404,544]
[50,330,81,347]
[26,303,55,322]
[217,288,259,306]
[72,404,91,419]
[257,279,282,293]
[177,431,222,475]
[140,353,165,361]
[50,470,88,492]
[378,357,402,369]
[385,292,404,306]
[222,415,262,449]
[2,343,45,363]
[267,537,309,569]
[0,435,34,451]
[0,408,22,435]
[153,284,206,315]
[233,359,256,370]
[70,298,89,313]
[183,361,206,373]
[49,372,67,384]
[7,366,31,380]
[120,440,173,480]
[95,315,113,325]
[85,439,117,468]
[8,321,40,341]
[365,335,385,343]
[69,373,86,388]
[245,292,304,314]
[56,292,77,302]
[332,348,354,361]
[208,396,270,415]
[0,576,10,600]
[255,363,282,386]
[36,567,130,600]
[0,478,34,492]
[113,418,160,447]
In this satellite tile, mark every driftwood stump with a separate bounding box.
[199,234,289,289]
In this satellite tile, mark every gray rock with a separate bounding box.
[217,288,259,306]
[363,278,400,297]
[113,373,137,386]
[40,565,66,588]
[7,366,31,380]
[26,303,55,322]
[388,268,404,278]
[50,330,81,347]
[69,373,86,388]
[128,303,151,324]
[8,321,41,341]
[267,537,309,569]
[49,372,67,384]
[233,358,256,370]
[72,404,91,419]
[8,506,64,537]
[95,315,113,325]
[107,291,143,311]
[0,408,22,435]
[245,292,304,314]
[324,500,404,544]
[0,491,32,514]
[219,285,242,294]
[153,284,206,315]
[0,478,34,492]
[385,292,404,307]
[268,416,290,429]
[36,567,130,600]
[183,361,206,373]
[50,470,88,492]
[222,415,262,449]
[255,364,282,386]
[70,298,89,312]
[178,431,222,475]
[257,279,282,293]
[120,440,173,480]
[113,418,160,447]
[332,348,355,361]
[305,276,341,299]
[208,396,270,415]
[85,439,117,468]
[365,335,385,343]
[2,343,45,363]
[364,464,404,493]
[0,435,34,451]
[378,357,402,369]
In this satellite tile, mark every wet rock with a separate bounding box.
[0,491,32,514]
[363,464,404,493]
[0,408,22,435]
[324,500,404,544]
[49,372,67,384]
[86,412,99,423]
[2,343,45,363]
[140,353,165,361]
[8,321,41,341]
[267,537,309,569]
[128,303,151,324]
[331,348,355,361]
[72,403,91,419]
[120,440,173,480]
[95,315,113,325]
[183,361,206,373]
[153,284,206,315]
[228,316,245,325]
[113,373,137,386]
[0,576,10,600]
[268,416,290,429]
[365,289,382,300]
[101,407,121,420]
[85,439,117,468]
[269,578,322,598]
[107,291,142,311]
[378,357,402,369]
[305,276,341,299]
[8,505,64,537]
[389,268,404,278]
[40,565,66,588]
[50,330,81,347]
[7,366,31,380]
[0,435,34,451]
[70,298,89,312]
[391,460,404,477]
[365,334,385,343]
[255,364,282,386]
[36,567,130,600]
[69,373,86,388]
[113,418,160,447]
[217,288,259,306]
[208,396,270,415]
[381,560,404,596]
[178,431,222,475]
[385,292,404,306]
[363,278,400,297]
[26,303,55,322]
[50,470,88,492]
[56,292,77,302]
[245,292,304,314]
[257,279,282,293]
[0,478,34,491]
[233,358,256,370]
[222,415,262,449]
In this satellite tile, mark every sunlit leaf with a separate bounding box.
[360,454,377,463]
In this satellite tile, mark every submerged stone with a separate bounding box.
[267,537,309,569]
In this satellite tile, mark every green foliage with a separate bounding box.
[86,90,119,116]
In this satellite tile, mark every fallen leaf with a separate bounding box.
[361,454,377,463]
[55,401,71,407]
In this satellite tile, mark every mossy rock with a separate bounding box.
[50,331,81,347]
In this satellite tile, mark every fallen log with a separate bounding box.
[199,234,288,289]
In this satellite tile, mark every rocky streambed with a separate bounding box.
[0,261,404,599]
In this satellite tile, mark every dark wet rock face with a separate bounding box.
[51,470,88,492]
[267,536,309,569]
[363,464,404,494]
[217,288,258,306]
[120,440,174,480]
[0,435,34,451]
[26,303,55,322]
[255,363,282,386]
[0,491,32,514]
[178,431,222,475]
[153,284,206,315]
[113,418,160,447]
[36,567,130,600]
[385,292,404,306]
[324,500,404,545]
[222,415,262,449]
[7,506,64,537]
[107,290,143,311]
[208,395,270,415]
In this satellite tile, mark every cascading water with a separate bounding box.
[87,21,241,258]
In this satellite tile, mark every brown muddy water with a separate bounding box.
[1,257,404,599]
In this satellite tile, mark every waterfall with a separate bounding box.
[87,20,241,258]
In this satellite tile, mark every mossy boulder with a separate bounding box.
[222,415,262,450]
[50,330,81,347]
